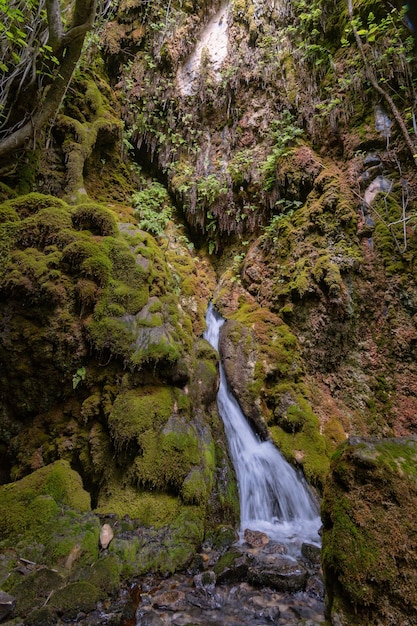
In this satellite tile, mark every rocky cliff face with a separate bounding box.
[1,0,417,623]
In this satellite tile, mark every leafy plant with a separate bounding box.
[261,112,304,191]
[73,366,86,389]
[132,181,172,236]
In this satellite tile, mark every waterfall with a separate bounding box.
[204,303,321,553]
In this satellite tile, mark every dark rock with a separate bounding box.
[248,555,308,592]
[0,590,16,621]
[363,153,381,167]
[306,574,325,600]
[136,611,165,626]
[214,549,253,584]
[186,589,222,610]
[264,541,287,555]
[301,542,321,566]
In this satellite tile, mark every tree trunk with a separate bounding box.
[0,0,97,160]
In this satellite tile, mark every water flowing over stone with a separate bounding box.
[177,3,229,96]
[204,303,321,555]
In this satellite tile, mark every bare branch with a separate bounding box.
[46,0,64,51]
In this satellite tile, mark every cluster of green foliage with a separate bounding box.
[261,112,304,191]
[132,180,173,236]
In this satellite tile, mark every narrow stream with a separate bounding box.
[204,303,321,555]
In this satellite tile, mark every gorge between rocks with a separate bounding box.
[2,0,417,624]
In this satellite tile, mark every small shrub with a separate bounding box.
[132,181,172,236]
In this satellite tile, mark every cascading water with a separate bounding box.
[204,303,321,554]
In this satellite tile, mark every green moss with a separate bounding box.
[88,555,121,594]
[49,581,102,619]
[109,535,141,577]
[181,468,209,505]
[322,496,379,606]
[0,181,17,202]
[321,438,417,621]
[10,568,64,616]
[312,254,343,296]
[132,426,201,492]
[3,193,67,219]
[0,203,19,222]
[71,203,118,236]
[269,384,330,486]
[61,237,112,287]
[108,386,174,451]
[25,606,59,625]
[96,483,180,527]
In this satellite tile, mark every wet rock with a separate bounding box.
[264,540,287,555]
[301,542,321,566]
[363,153,381,167]
[193,570,216,591]
[219,319,268,438]
[306,574,325,600]
[243,528,269,548]
[214,549,253,584]
[0,590,16,620]
[152,589,187,611]
[248,555,308,592]
[136,611,164,626]
[186,589,222,610]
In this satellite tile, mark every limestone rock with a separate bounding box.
[301,542,321,566]
[100,523,114,549]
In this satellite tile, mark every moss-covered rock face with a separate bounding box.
[89,0,417,497]
[0,189,238,617]
[322,437,417,625]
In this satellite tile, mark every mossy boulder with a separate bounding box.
[0,461,100,568]
[0,460,90,541]
[322,437,417,625]
[48,581,102,619]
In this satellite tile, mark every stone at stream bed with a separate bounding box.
[193,569,216,591]
[306,574,325,600]
[248,554,308,592]
[214,549,253,584]
[151,589,187,611]
[301,542,321,566]
[0,590,16,620]
[243,528,269,548]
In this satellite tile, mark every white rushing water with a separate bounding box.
[204,303,321,554]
